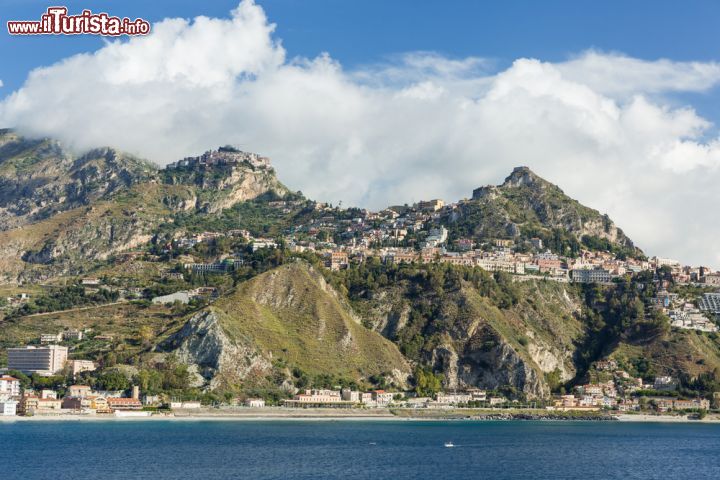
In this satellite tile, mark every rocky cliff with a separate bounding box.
[0,134,292,282]
[447,166,639,256]
[354,269,584,399]
[163,261,411,390]
[0,131,156,230]
[162,310,273,389]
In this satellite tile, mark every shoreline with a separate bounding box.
[2,409,720,424]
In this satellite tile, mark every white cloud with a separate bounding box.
[557,50,720,97]
[2,0,720,268]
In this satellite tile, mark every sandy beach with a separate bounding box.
[3,409,720,423]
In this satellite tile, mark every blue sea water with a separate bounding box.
[1,420,720,479]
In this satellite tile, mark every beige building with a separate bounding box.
[68,385,92,398]
[244,398,266,408]
[70,360,96,377]
[19,395,62,415]
[8,345,68,376]
[418,199,444,212]
[325,251,349,271]
[107,397,142,411]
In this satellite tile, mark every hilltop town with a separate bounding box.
[1,140,720,420]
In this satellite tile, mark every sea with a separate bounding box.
[1,420,720,479]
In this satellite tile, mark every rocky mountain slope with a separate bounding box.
[442,166,640,257]
[334,263,584,398]
[2,133,718,402]
[0,130,156,230]
[0,132,290,282]
[163,261,411,390]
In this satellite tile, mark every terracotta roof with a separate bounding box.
[107,397,141,404]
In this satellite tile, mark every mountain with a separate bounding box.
[353,266,584,398]
[0,132,291,282]
[163,261,411,390]
[441,166,641,257]
[1,133,718,404]
[0,130,155,230]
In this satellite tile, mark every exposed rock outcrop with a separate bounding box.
[162,310,272,389]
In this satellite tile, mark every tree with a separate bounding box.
[137,325,154,348]
[94,370,130,391]
[414,367,444,397]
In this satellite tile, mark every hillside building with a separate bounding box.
[7,345,68,376]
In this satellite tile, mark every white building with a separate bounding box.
[0,400,18,416]
[252,240,277,252]
[654,376,678,391]
[699,293,720,314]
[0,375,21,397]
[371,390,395,406]
[152,291,191,305]
[63,330,84,341]
[571,268,612,284]
[245,398,265,408]
[40,333,62,344]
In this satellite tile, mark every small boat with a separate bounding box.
[444,442,455,448]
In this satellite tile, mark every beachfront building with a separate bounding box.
[107,397,142,411]
[371,390,396,406]
[67,385,92,398]
[435,393,472,405]
[18,395,62,415]
[0,375,21,397]
[7,345,68,376]
[284,389,356,408]
[0,400,18,416]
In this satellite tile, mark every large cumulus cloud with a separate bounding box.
[2,0,720,267]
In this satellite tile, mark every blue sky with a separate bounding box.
[3,1,720,94]
[2,0,720,266]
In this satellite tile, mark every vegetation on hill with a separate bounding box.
[440,167,642,259]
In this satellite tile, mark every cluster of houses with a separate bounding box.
[1,292,31,310]
[282,388,508,409]
[280,376,714,414]
[553,360,712,412]
[0,339,211,417]
[0,376,208,417]
[165,147,272,171]
[255,196,720,290]
[649,290,720,332]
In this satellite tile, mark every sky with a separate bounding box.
[1,0,720,267]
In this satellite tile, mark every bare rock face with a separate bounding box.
[465,165,639,253]
[430,329,548,399]
[461,340,547,398]
[0,134,156,231]
[162,310,272,390]
[0,136,293,282]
